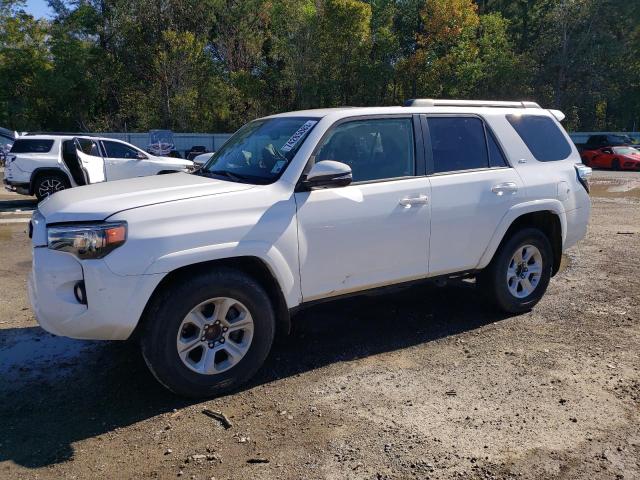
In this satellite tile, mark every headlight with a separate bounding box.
[47,222,127,259]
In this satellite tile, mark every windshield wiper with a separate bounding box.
[208,170,246,182]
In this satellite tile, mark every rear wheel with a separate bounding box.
[479,228,553,313]
[34,173,69,201]
[612,158,621,171]
[141,268,275,398]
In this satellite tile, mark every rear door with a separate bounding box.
[74,137,106,184]
[423,115,524,276]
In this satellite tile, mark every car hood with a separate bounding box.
[38,173,254,223]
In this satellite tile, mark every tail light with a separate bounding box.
[575,164,592,193]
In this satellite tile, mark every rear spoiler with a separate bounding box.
[548,110,566,122]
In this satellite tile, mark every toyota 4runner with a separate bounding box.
[28,100,592,397]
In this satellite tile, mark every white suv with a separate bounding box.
[28,100,591,397]
[4,135,194,200]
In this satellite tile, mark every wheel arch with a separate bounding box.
[478,204,565,276]
[29,167,72,195]
[131,255,291,342]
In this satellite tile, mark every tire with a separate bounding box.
[141,268,276,398]
[612,158,621,171]
[34,172,69,201]
[478,228,553,314]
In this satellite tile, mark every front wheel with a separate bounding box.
[478,228,553,313]
[141,268,276,398]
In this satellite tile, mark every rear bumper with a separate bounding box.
[563,204,590,250]
[3,178,30,195]
[28,247,165,340]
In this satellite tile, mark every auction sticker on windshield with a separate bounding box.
[280,120,317,152]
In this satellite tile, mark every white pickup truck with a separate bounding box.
[28,100,591,397]
[4,135,194,200]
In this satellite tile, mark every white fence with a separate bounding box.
[95,132,233,155]
[88,130,640,155]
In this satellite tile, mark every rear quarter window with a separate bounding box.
[10,139,55,154]
[506,114,572,162]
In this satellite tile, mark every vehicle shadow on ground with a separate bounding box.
[0,198,37,213]
[0,281,511,468]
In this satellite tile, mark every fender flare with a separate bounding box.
[29,168,72,195]
[476,199,567,270]
[143,241,299,308]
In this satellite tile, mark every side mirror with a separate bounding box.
[136,152,148,160]
[303,160,352,189]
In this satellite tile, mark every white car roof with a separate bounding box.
[265,102,557,122]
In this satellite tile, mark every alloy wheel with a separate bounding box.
[176,297,254,375]
[38,178,65,198]
[506,244,543,299]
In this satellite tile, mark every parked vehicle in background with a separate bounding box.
[581,145,640,170]
[4,135,194,200]
[192,151,215,166]
[0,127,15,167]
[28,99,591,397]
[185,145,208,160]
[583,134,633,150]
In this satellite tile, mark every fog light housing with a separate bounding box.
[74,281,87,305]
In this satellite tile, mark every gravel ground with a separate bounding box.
[0,171,638,479]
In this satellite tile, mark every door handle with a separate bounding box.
[399,194,429,207]
[491,182,518,196]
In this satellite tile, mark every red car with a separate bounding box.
[581,146,640,170]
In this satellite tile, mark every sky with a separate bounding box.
[23,0,53,18]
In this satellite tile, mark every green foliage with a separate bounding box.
[0,0,639,132]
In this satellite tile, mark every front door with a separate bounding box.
[74,138,106,184]
[101,140,148,180]
[295,116,431,301]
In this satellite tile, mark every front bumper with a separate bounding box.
[621,161,640,171]
[28,246,165,340]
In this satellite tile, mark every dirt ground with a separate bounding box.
[0,171,639,480]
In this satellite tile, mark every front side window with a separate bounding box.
[103,141,141,159]
[428,117,488,173]
[506,114,572,162]
[10,139,54,154]
[202,117,319,184]
[315,118,415,182]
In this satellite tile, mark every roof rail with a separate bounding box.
[23,132,95,136]
[403,99,541,109]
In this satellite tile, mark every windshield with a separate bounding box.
[201,117,318,184]
[613,146,639,155]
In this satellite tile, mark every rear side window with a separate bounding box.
[487,129,508,167]
[427,117,488,173]
[10,139,54,153]
[76,138,101,156]
[506,114,572,161]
